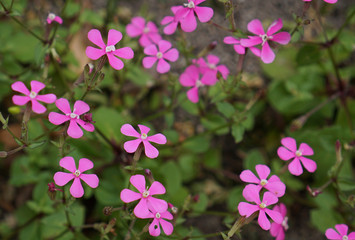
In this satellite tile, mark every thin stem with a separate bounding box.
[333,8,355,40]
[21,103,31,144]
[124,218,136,240]
[81,57,107,100]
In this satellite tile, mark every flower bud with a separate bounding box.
[8,106,21,115]
[306,185,321,197]
[0,151,7,158]
[103,206,114,216]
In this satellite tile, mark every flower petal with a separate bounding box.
[288,158,303,176]
[157,59,170,74]
[255,164,270,180]
[144,44,158,56]
[48,112,69,125]
[31,99,47,114]
[299,156,317,173]
[78,158,93,172]
[243,184,261,203]
[271,32,291,45]
[149,181,166,195]
[224,36,239,45]
[262,191,279,206]
[158,40,172,53]
[164,48,179,62]
[53,172,74,186]
[217,65,229,79]
[59,156,77,172]
[143,56,157,69]
[261,41,275,64]
[130,174,146,193]
[240,36,263,47]
[281,137,297,152]
[124,139,142,153]
[234,45,246,54]
[258,210,271,230]
[30,80,45,93]
[143,140,159,158]
[67,120,83,139]
[148,197,168,212]
[54,16,63,24]
[240,170,260,184]
[247,19,265,35]
[11,81,30,95]
[163,21,178,35]
[12,95,30,106]
[134,199,150,218]
[149,218,161,237]
[277,147,295,161]
[126,17,145,37]
[107,54,124,70]
[121,124,140,137]
[180,10,197,32]
[138,124,150,135]
[36,94,56,104]
[120,189,142,203]
[147,133,167,144]
[267,18,283,36]
[88,29,106,49]
[270,222,282,237]
[195,6,214,23]
[113,47,134,59]
[299,143,314,156]
[160,219,174,235]
[80,173,99,188]
[238,202,259,217]
[73,100,90,116]
[265,208,283,224]
[187,87,199,103]
[325,228,341,239]
[86,46,105,60]
[335,224,348,236]
[55,98,72,114]
[266,176,286,197]
[107,29,122,46]
[76,119,95,132]
[70,178,84,198]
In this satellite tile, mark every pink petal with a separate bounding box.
[148,197,168,212]
[161,210,174,220]
[207,54,220,65]
[348,232,355,239]
[279,203,287,217]
[48,112,69,125]
[86,46,105,60]
[113,47,134,59]
[240,170,260,184]
[76,119,95,132]
[249,46,261,57]
[335,224,349,236]
[201,71,217,85]
[144,44,158,56]
[107,54,124,70]
[149,219,161,236]
[234,45,246,55]
[175,8,190,21]
[55,98,72,114]
[158,40,172,54]
[80,173,99,188]
[164,48,179,62]
[130,174,146,193]
[288,158,303,176]
[138,124,150,135]
[179,71,197,87]
[11,81,30,95]
[163,21,178,35]
[12,95,30,106]
[258,210,271,230]
[147,21,159,33]
[124,139,142,153]
[54,16,63,24]
[299,156,317,173]
[134,199,150,218]
[267,18,283,36]
[126,17,145,37]
[217,65,229,79]
[224,36,239,44]
[147,33,162,45]
[47,18,53,24]
[157,59,171,73]
[261,41,275,64]
[299,143,314,156]
[247,19,265,35]
[30,80,45,93]
[53,172,74,186]
[195,6,214,23]
[255,164,270,180]
[161,16,174,25]
[277,147,295,161]
[121,124,140,138]
[270,222,282,237]
[265,208,283,224]
[324,0,337,3]
[266,175,286,197]
[67,120,83,139]
[143,56,157,69]
[88,29,106,49]
[262,191,279,206]
[120,189,142,203]
[238,202,259,217]
[243,184,261,203]
[59,156,77,172]
[107,29,122,46]
[180,10,197,32]
[149,181,166,195]
[36,94,56,103]
[325,228,341,239]
[78,158,93,172]
[160,219,173,235]
[240,36,263,47]
[147,133,167,144]
[281,137,297,152]
[143,141,159,158]
[70,178,84,198]
[73,100,90,115]
[271,32,291,45]
[31,99,47,114]
[187,87,199,103]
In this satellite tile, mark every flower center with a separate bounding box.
[295,150,302,157]
[155,213,161,219]
[282,217,289,230]
[69,113,79,119]
[48,13,56,20]
[171,206,178,214]
[260,179,268,186]
[141,133,148,140]
[196,79,204,88]
[143,27,150,34]
[105,45,116,53]
[142,189,150,198]
[260,34,271,46]
[74,170,81,177]
[29,91,37,99]
[184,1,195,8]
[156,52,163,59]
[343,236,349,240]
[207,63,216,69]
[259,202,266,209]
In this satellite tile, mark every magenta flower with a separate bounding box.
[196,54,229,84]
[224,36,261,57]
[126,17,162,47]
[160,6,184,35]
[11,80,56,114]
[238,185,283,230]
[270,203,288,240]
[179,65,214,103]
[48,98,95,139]
[53,156,99,198]
[326,224,355,240]
[277,137,317,176]
[141,209,174,236]
[303,0,337,3]
[86,29,134,70]
[47,13,63,24]
[240,164,286,197]
[142,40,179,74]
[175,0,214,32]
[120,174,168,218]
[120,124,167,159]
[240,19,291,64]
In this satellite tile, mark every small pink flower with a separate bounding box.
[11,80,56,114]
[120,174,168,218]
[53,156,99,198]
[175,0,214,32]
[142,40,179,74]
[303,0,337,3]
[179,64,215,103]
[160,6,184,35]
[224,36,261,57]
[277,137,317,176]
[240,164,286,197]
[240,19,291,64]
[196,54,229,84]
[47,13,63,24]
[238,185,283,230]
[121,124,167,159]
[270,203,288,240]
[325,224,355,240]
[48,98,95,139]
[126,17,162,47]
[141,209,174,236]
[86,29,134,70]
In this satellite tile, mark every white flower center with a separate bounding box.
[155,213,161,219]
[141,133,148,140]
[282,217,289,230]
[295,150,302,157]
[143,27,150,34]
[343,236,348,240]
[196,79,204,88]
[156,52,163,59]
[142,189,150,198]
[260,34,272,46]
[207,63,216,69]
[48,13,56,20]
[171,207,178,214]
[184,1,195,8]
[260,179,268,186]
[259,202,266,209]
[29,91,37,99]
[66,112,79,119]
[74,170,81,177]
[105,45,116,53]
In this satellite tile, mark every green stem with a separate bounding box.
[334,8,355,40]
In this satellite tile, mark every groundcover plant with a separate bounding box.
[0,0,354,239]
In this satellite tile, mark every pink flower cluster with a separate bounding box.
[120,174,173,237]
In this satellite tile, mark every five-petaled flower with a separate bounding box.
[126,16,162,47]
[270,203,288,240]
[47,13,63,24]
[196,54,229,84]
[121,124,167,159]
[141,208,174,236]
[240,164,286,197]
[143,40,179,74]
[53,156,99,198]
[325,224,355,240]
[240,18,291,64]
[11,80,56,114]
[120,174,168,218]
[86,29,134,70]
[48,98,95,139]
[277,137,317,176]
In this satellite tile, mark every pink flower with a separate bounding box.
[142,40,179,74]
[53,156,99,198]
[175,0,214,32]
[277,137,317,176]
[86,29,134,70]
[270,203,288,240]
[179,65,214,103]
[120,174,168,218]
[224,36,261,57]
[240,19,291,64]
[303,0,337,3]
[120,124,167,159]
[141,209,174,236]
[126,17,162,47]
[240,164,286,197]
[238,185,283,230]
[196,54,229,84]
[325,224,355,240]
[48,98,95,139]
[160,6,184,35]
[11,80,56,114]
[47,13,63,24]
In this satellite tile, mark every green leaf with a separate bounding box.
[296,45,321,66]
[160,161,182,194]
[182,135,210,153]
[231,125,244,143]
[227,186,244,211]
[216,102,235,118]
[243,150,265,171]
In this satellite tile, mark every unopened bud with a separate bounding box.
[208,41,217,51]
[307,185,321,197]
[145,169,155,183]
[168,203,178,214]
[0,151,7,158]
[103,206,114,216]
[48,182,61,200]
[8,106,21,115]
[192,194,200,202]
